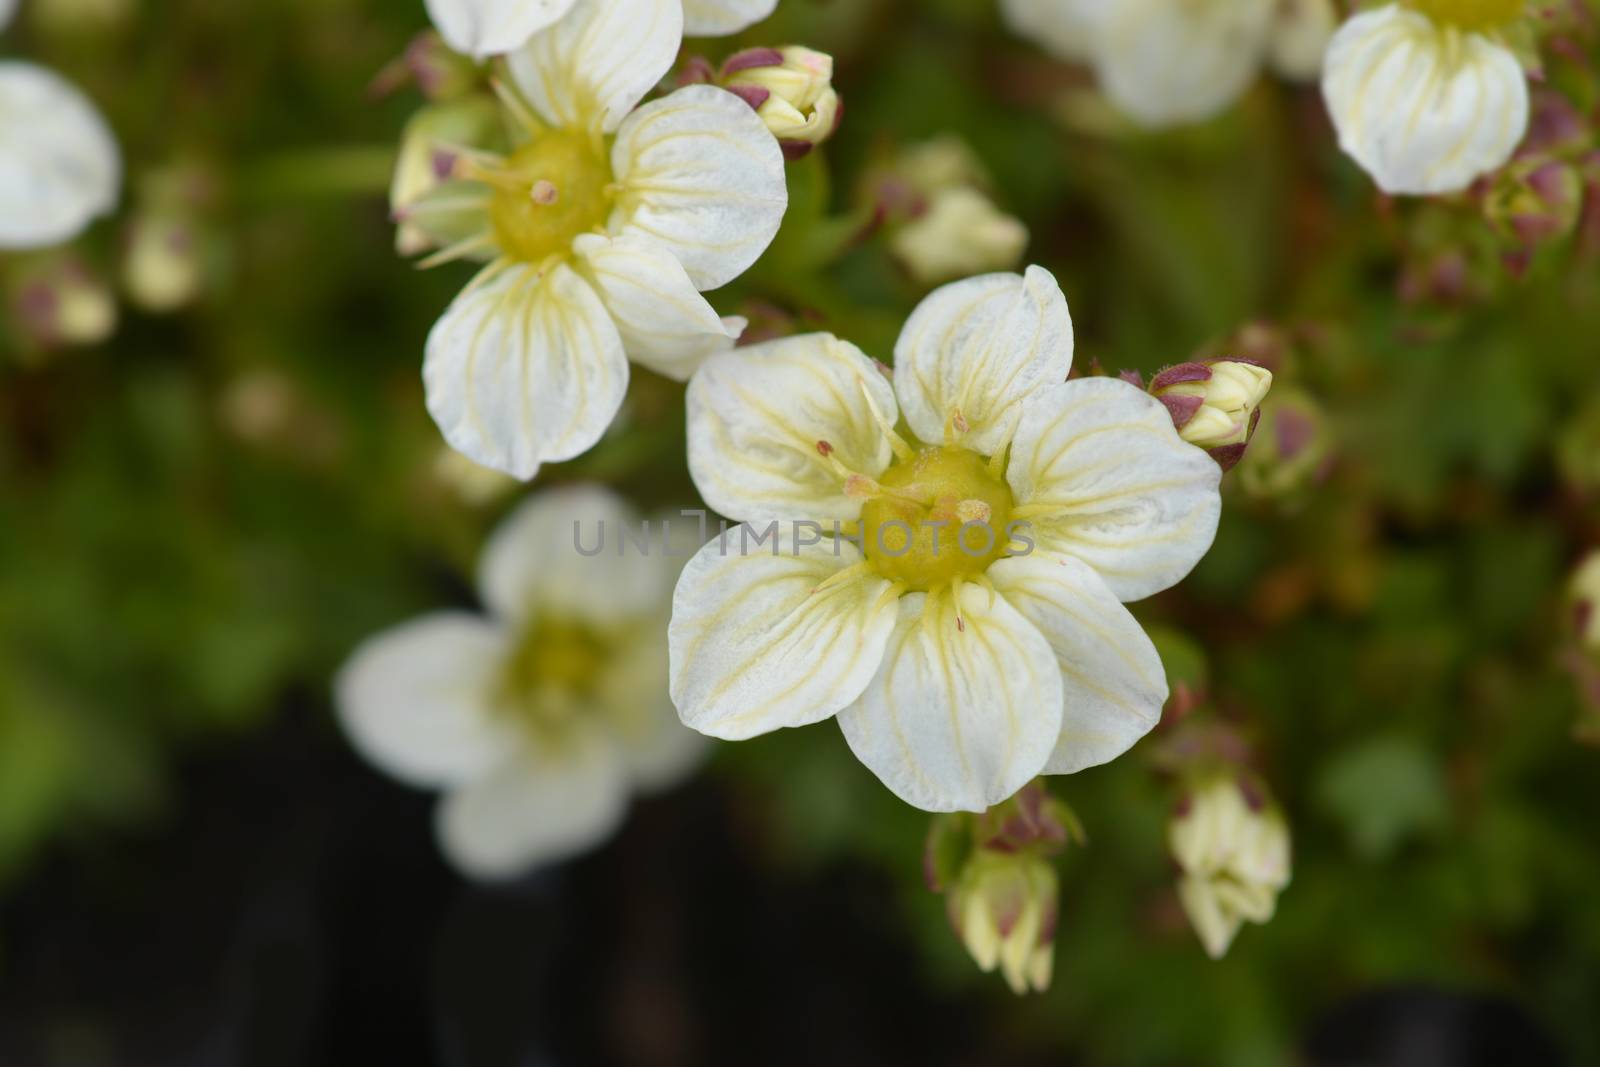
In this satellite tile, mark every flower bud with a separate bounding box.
[1236,388,1333,503]
[1150,359,1274,468]
[122,212,202,313]
[6,255,117,350]
[889,187,1029,286]
[1169,774,1291,959]
[722,47,841,159]
[1571,551,1600,655]
[389,97,503,256]
[1485,157,1583,262]
[924,781,1080,995]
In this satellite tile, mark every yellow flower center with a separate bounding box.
[495,617,618,743]
[487,130,614,263]
[1406,0,1524,31]
[859,445,1015,592]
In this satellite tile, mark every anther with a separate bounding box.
[531,180,559,205]
[816,439,834,457]
[955,499,991,525]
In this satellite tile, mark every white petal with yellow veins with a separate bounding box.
[988,551,1167,774]
[424,262,629,481]
[837,584,1063,813]
[1322,4,1528,195]
[610,85,788,291]
[670,529,898,741]
[1007,377,1220,602]
[893,266,1073,456]
[506,0,683,132]
[687,332,898,524]
[574,232,744,382]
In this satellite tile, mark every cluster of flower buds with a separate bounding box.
[710,46,841,160]
[1148,359,1274,469]
[866,136,1029,286]
[923,780,1083,994]
[1169,772,1291,959]
[3,254,118,353]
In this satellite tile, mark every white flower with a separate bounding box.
[683,0,776,37]
[426,0,775,56]
[0,61,121,249]
[415,0,787,480]
[1170,775,1291,958]
[670,266,1222,812]
[1002,0,1337,128]
[335,485,706,881]
[889,186,1029,286]
[1322,3,1529,196]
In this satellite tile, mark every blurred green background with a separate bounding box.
[2,0,1598,1064]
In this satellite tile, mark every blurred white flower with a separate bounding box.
[1322,3,1529,195]
[0,0,15,30]
[889,186,1028,286]
[670,267,1222,812]
[426,0,775,56]
[414,0,787,480]
[1170,774,1291,958]
[1002,0,1337,128]
[0,61,121,249]
[336,485,705,881]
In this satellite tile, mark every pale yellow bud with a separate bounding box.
[723,47,841,153]
[949,852,1058,994]
[1153,360,1274,452]
[1169,775,1291,958]
[890,187,1029,286]
[123,213,202,313]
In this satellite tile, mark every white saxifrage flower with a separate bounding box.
[335,485,705,881]
[0,60,121,249]
[1322,1,1530,196]
[1001,0,1338,128]
[670,266,1223,813]
[1169,774,1291,958]
[425,0,775,57]
[413,0,787,481]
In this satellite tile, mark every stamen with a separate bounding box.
[453,157,530,194]
[945,407,970,445]
[531,180,559,205]
[816,439,834,457]
[489,77,546,138]
[415,232,498,269]
[858,379,915,462]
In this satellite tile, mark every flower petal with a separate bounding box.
[574,232,743,381]
[436,725,629,880]
[681,0,776,36]
[0,0,15,32]
[837,585,1064,813]
[892,266,1073,456]
[478,483,669,627]
[1007,377,1221,601]
[334,612,518,789]
[988,551,1167,774]
[669,527,898,741]
[687,332,898,524]
[611,84,788,291]
[423,261,628,480]
[1093,0,1277,127]
[0,62,121,250]
[1000,0,1111,63]
[1322,4,1529,196]
[423,0,578,59]
[505,0,683,133]
[602,629,710,792]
